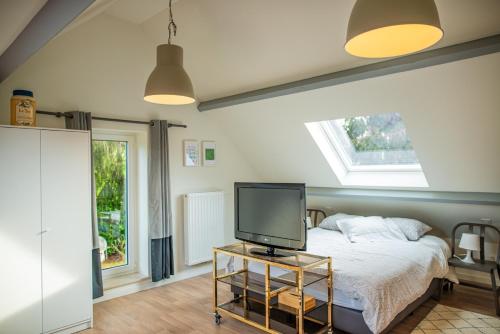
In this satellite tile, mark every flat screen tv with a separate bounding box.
[234,182,306,257]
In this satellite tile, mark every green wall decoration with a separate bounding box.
[202,141,216,166]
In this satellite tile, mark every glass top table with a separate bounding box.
[215,242,330,272]
[212,242,333,333]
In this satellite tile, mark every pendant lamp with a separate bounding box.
[345,0,443,58]
[144,0,195,105]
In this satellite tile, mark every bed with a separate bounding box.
[231,226,453,334]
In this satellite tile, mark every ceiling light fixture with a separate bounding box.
[144,0,195,105]
[345,0,443,58]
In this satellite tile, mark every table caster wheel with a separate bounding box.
[214,313,222,325]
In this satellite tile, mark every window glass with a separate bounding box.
[328,112,419,166]
[92,140,128,270]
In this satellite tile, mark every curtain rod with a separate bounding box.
[36,110,187,128]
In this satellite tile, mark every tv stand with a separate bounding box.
[250,246,293,258]
[212,242,333,334]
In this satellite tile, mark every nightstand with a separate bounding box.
[448,222,500,315]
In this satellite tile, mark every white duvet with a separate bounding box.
[304,228,453,333]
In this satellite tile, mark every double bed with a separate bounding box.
[233,226,453,333]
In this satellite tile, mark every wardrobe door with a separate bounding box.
[41,130,92,332]
[0,127,42,334]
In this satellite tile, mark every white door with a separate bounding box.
[0,127,42,334]
[41,130,92,332]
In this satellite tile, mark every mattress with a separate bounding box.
[247,260,364,311]
[230,228,451,333]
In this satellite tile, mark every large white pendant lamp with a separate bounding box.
[345,0,443,58]
[144,0,195,105]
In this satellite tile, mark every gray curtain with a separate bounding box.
[149,120,174,281]
[65,111,104,299]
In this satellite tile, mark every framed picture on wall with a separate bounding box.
[202,141,216,166]
[183,140,200,167]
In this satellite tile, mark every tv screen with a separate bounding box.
[234,183,306,253]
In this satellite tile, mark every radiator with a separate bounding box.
[184,191,225,265]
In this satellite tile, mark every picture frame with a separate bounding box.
[183,140,199,167]
[202,141,216,166]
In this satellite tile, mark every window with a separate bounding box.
[92,133,137,275]
[305,113,428,187]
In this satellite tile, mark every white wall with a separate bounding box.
[0,14,260,276]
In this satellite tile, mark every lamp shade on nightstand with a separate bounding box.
[459,233,480,251]
[458,232,480,264]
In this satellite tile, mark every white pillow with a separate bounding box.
[319,213,360,231]
[385,217,432,241]
[337,216,407,243]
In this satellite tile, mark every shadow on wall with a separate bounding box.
[174,195,186,273]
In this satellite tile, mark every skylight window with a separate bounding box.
[305,113,428,188]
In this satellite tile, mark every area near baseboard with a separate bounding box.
[94,263,212,303]
[307,187,500,206]
[46,320,91,334]
[103,272,149,291]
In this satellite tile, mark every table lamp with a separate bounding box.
[458,233,480,264]
[306,217,312,229]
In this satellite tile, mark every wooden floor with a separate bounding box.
[84,274,497,334]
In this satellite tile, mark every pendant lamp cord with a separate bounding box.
[167,0,177,45]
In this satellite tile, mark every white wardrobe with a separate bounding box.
[0,126,93,334]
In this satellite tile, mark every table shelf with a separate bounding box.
[217,270,285,295]
[216,270,329,296]
[218,297,329,334]
[273,271,329,288]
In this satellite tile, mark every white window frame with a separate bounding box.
[305,121,429,188]
[92,132,138,278]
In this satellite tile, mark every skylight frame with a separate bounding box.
[305,115,429,188]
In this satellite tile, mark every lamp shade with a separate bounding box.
[144,44,195,105]
[459,233,480,252]
[345,0,443,58]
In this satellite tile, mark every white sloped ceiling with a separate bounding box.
[139,0,500,101]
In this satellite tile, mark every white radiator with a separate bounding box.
[184,191,225,265]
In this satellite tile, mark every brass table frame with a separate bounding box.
[212,243,333,334]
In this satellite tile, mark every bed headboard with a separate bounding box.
[307,208,327,227]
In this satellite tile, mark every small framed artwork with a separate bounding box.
[202,141,216,166]
[183,140,199,167]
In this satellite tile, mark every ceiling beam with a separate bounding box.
[0,0,95,83]
[198,34,500,112]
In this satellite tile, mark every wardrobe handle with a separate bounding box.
[40,228,51,235]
